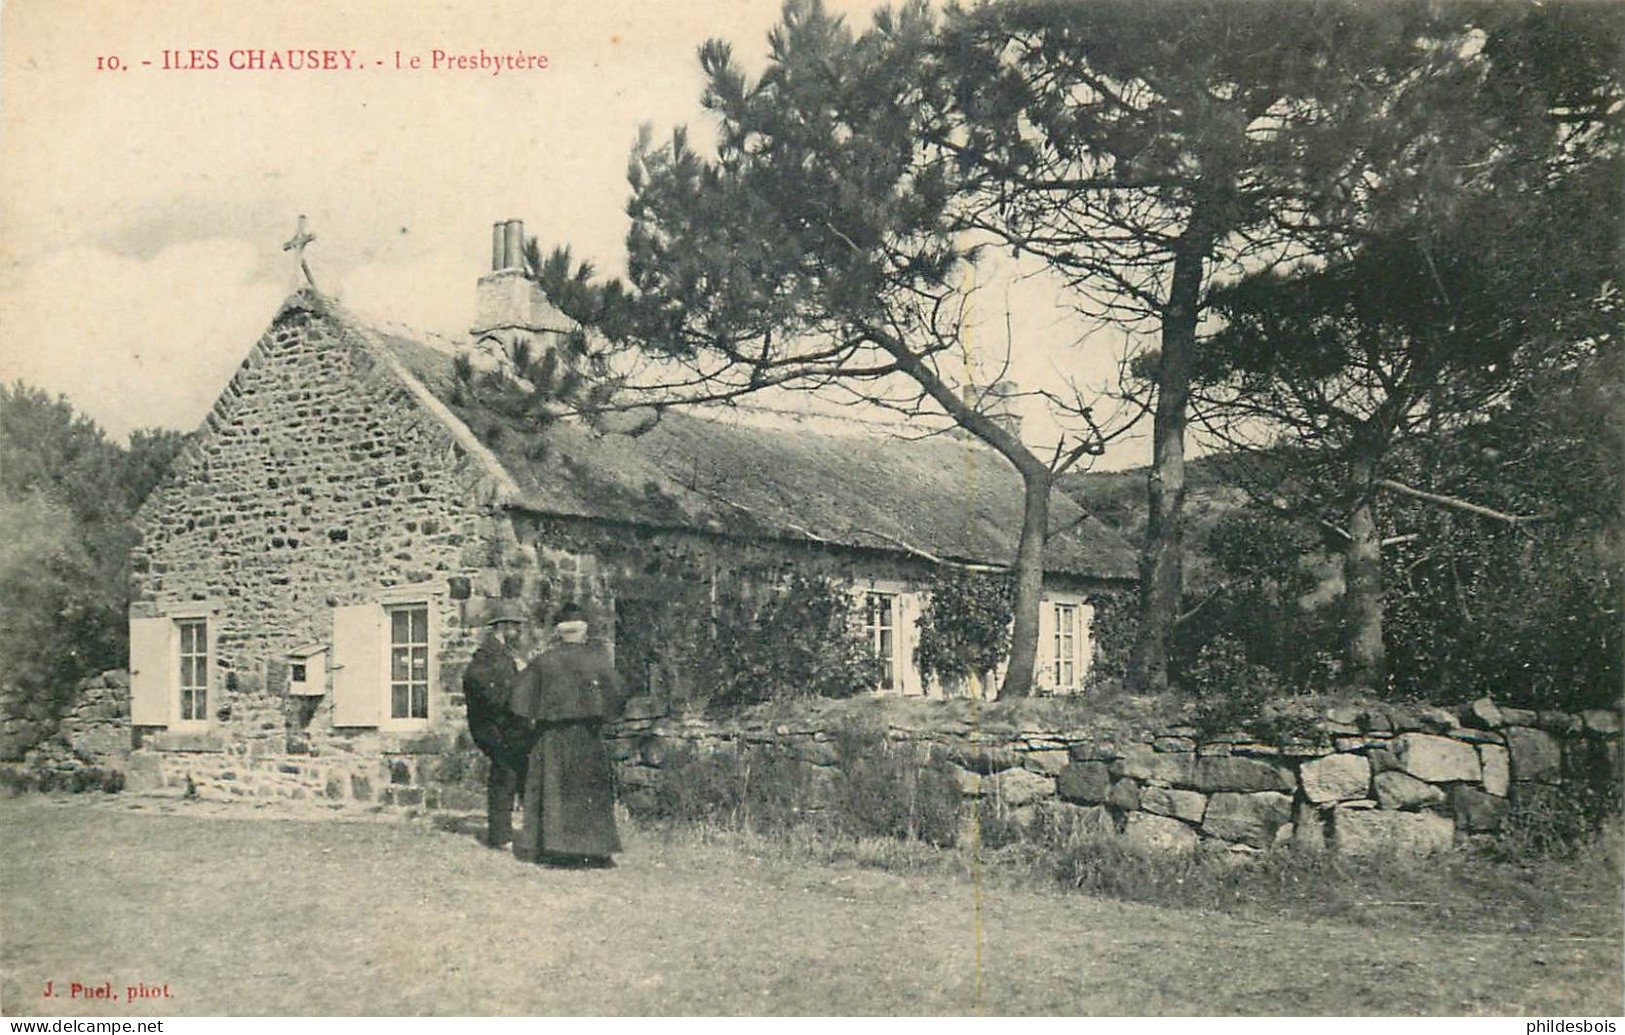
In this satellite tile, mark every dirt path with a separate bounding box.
[1,795,1618,1015]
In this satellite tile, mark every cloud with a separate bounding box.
[0,239,285,440]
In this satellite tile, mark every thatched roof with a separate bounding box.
[332,299,1136,580]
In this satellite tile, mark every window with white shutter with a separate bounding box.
[332,596,437,729]
[129,611,216,728]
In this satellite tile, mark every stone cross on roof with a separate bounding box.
[282,215,317,288]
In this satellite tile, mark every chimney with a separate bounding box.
[471,219,577,353]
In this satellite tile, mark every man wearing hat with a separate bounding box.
[512,602,627,867]
[462,607,537,849]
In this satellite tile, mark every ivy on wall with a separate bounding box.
[913,569,1014,688]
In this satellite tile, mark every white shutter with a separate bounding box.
[898,593,924,697]
[1035,599,1055,691]
[129,616,173,726]
[1078,603,1097,687]
[331,603,382,727]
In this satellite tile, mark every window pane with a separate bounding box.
[411,684,429,719]
[392,683,409,719]
[391,609,410,643]
[392,648,410,682]
[410,647,428,679]
[410,607,428,642]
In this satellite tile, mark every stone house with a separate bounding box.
[122,221,1137,802]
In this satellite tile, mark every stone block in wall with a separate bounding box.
[1061,803,1117,839]
[1583,710,1622,735]
[1503,726,1561,783]
[1069,741,1120,763]
[1113,743,1195,785]
[1056,762,1111,805]
[953,768,986,798]
[1192,756,1295,794]
[1373,770,1447,811]
[949,745,1021,775]
[1152,736,1195,753]
[1450,785,1508,833]
[1332,807,1455,857]
[123,752,165,792]
[1021,749,1071,776]
[147,731,226,754]
[1462,697,1504,730]
[1499,707,1537,727]
[1291,801,1326,853]
[988,767,1055,808]
[1333,735,1391,752]
[1479,744,1510,797]
[1107,778,1140,811]
[1139,786,1207,824]
[1367,747,1402,774]
[1410,706,1459,734]
[1124,812,1198,854]
[1537,711,1582,735]
[1358,708,1393,733]
[1325,704,1360,726]
[1201,791,1293,849]
[1300,753,1372,804]
[1393,733,1481,784]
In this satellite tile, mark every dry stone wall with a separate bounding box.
[609,696,1623,856]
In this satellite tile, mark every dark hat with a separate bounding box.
[482,600,526,627]
[554,601,585,624]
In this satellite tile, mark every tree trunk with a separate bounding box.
[1129,235,1206,692]
[998,465,1053,699]
[1344,454,1385,692]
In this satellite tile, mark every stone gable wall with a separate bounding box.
[126,301,577,772]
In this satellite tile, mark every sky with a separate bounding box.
[0,0,1151,469]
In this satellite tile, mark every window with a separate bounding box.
[388,604,430,721]
[1053,603,1078,689]
[129,610,217,728]
[290,663,307,683]
[177,619,209,722]
[865,591,898,691]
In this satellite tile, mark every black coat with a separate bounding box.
[463,638,535,767]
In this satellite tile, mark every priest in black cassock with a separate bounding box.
[512,602,627,868]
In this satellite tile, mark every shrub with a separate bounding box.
[635,741,751,827]
[631,723,962,848]
[1489,779,1623,861]
[1186,634,1281,733]
[825,723,961,847]
[972,794,1027,851]
[914,570,1014,689]
[0,762,124,796]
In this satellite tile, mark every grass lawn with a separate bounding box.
[1,794,1620,1016]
